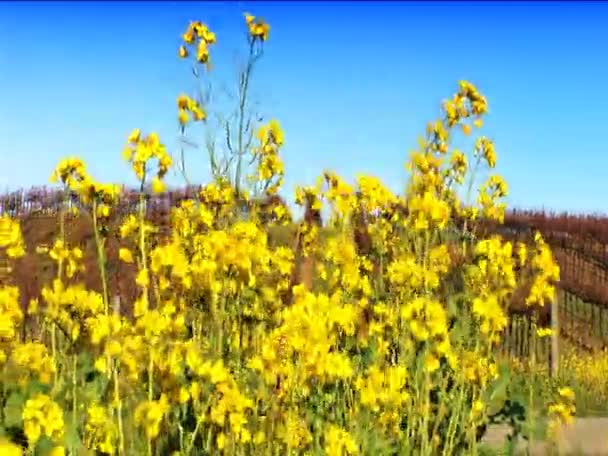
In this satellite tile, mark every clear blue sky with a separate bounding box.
[1,1,607,213]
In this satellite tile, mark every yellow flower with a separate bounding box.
[245,13,270,41]
[217,432,226,450]
[253,431,265,445]
[178,45,188,58]
[536,327,553,338]
[177,94,190,110]
[119,247,134,263]
[151,176,166,194]
[136,268,150,288]
[49,446,65,456]
[200,28,216,44]
[423,353,440,373]
[182,29,195,44]
[134,395,170,439]
[178,109,189,126]
[473,400,484,414]
[179,387,190,404]
[94,356,107,374]
[558,387,575,401]
[0,438,21,456]
[191,105,206,121]
[128,128,141,144]
[196,40,209,63]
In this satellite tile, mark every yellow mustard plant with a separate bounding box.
[0,12,577,456]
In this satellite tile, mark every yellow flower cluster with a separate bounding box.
[84,403,118,455]
[526,232,560,307]
[134,394,170,439]
[177,93,207,126]
[475,136,497,168]
[444,80,488,128]
[48,158,119,235]
[249,286,356,396]
[355,365,409,412]
[255,120,285,195]
[122,129,172,192]
[50,158,120,213]
[0,286,23,346]
[22,393,65,447]
[547,387,576,439]
[245,13,270,41]
[10,342,56,385]
[408,191,451,231]
[37,239,85,279]
[322,172,356,224]
[179,21,216,63]
[0,215,26,258]
[478,175,508,223]
[324,424,359,456]
[41,279,105,341]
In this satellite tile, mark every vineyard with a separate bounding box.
[503,210,608,352]
[2,188,608,361]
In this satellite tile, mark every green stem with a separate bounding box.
[234,39,257,199]
[139,174,150,310]
[92,200,110,313]
[185,417,203,455]
[114,365,126,455]
[71,354,77,454]
[51,191,68,389]
[147,353,154,456]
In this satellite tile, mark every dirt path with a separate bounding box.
[483,418,608,455]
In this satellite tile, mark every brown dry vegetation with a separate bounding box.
[3,188,608,357]
[505,209,608,265]
[506,209,608,242]
[0,187,294,326]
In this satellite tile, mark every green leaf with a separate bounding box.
[3,391,24,428]
[64,411,83,454]
[34,436,56,456]
[25,379,50,397]
[485,362,511,416]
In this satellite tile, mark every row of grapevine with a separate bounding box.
[3,187,608,364]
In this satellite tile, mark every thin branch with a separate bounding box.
[225,121,234,154]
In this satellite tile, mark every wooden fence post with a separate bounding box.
[112,295,121,315]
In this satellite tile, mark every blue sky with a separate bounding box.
[1,1,607,213]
